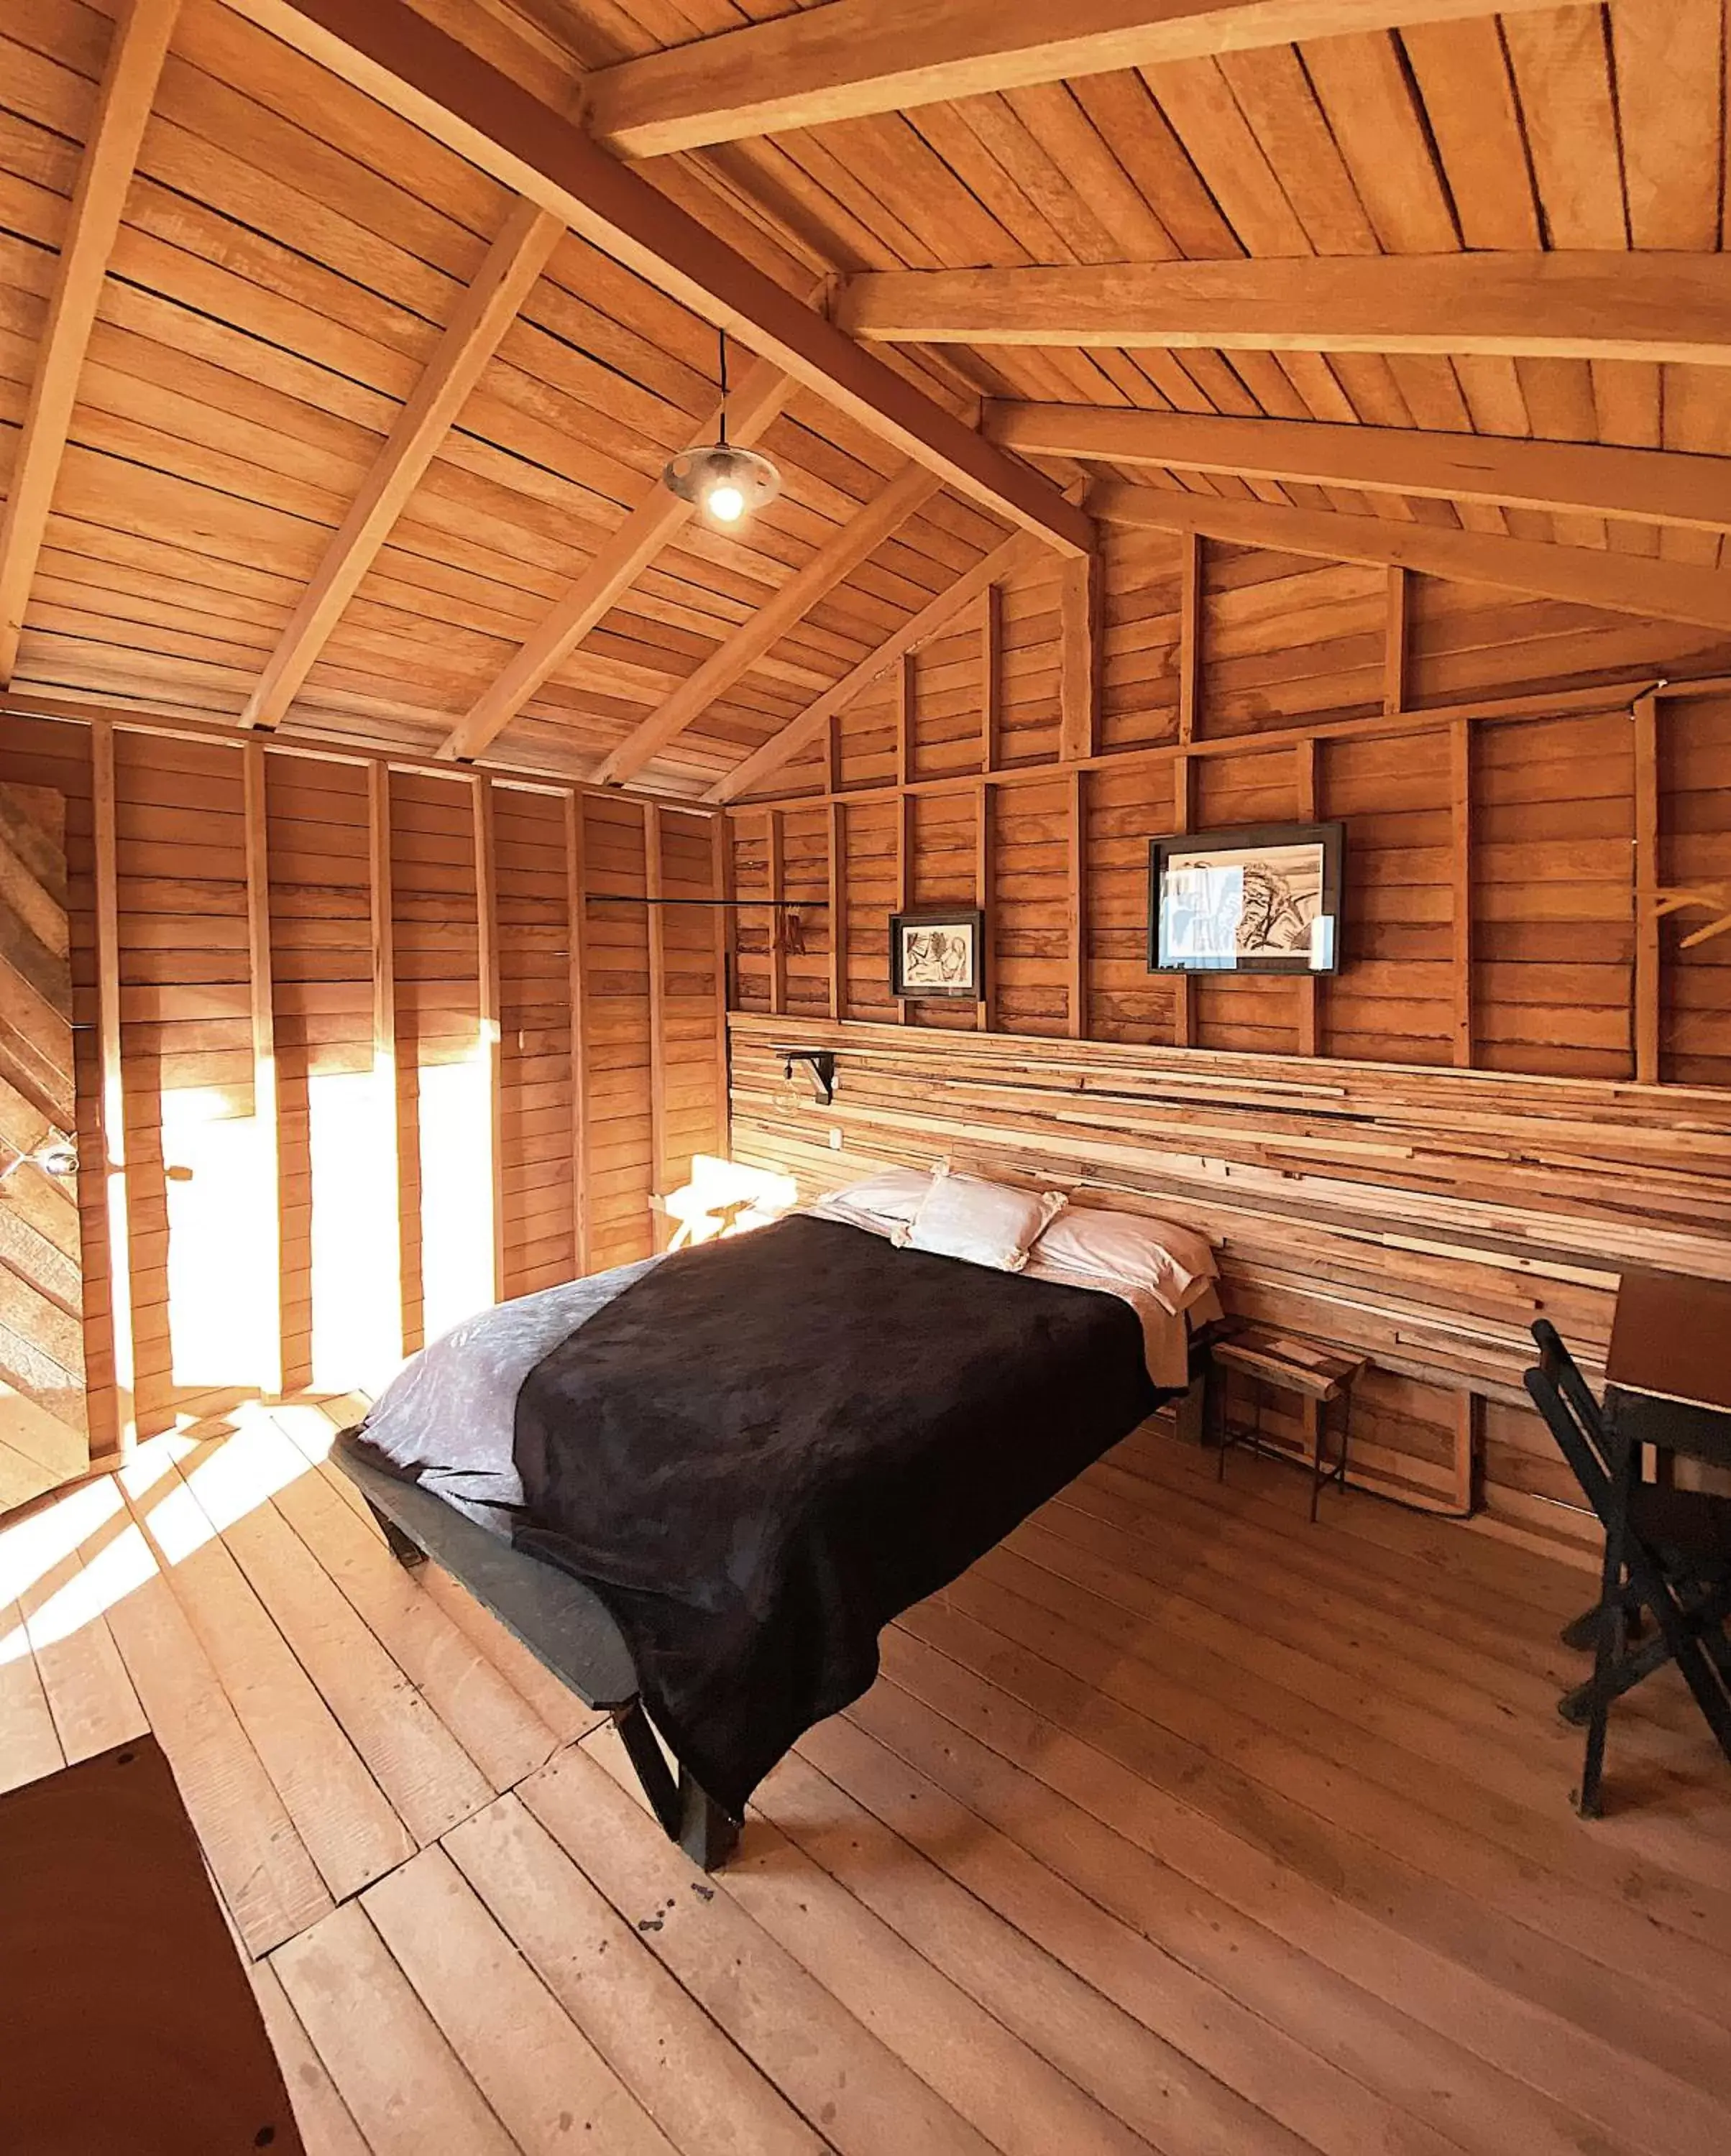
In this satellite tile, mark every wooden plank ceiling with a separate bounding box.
[0,0,1726,796]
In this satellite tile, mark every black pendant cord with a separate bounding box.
[717,328,730,448]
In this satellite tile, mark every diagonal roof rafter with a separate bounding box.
[593,461,947,789]
[711,530,1039,803]
[242,196,564,731]
[219,0,1095,560]
[439,356,796,765]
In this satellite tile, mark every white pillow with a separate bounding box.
[899,1168,1067,1273]
[825,1166,934,1225]
[1033,1206,1216,1315]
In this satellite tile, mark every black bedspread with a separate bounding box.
[513,1212,1165,1815]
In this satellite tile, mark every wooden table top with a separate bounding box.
[1607,1270,1731,1415]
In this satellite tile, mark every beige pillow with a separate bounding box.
[1033,1206,1216,1315]
[823,1165,934,1225]
[899,1168,1067,1273]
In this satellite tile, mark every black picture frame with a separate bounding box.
[1147,821,1345,977]
[889,907,986,1000]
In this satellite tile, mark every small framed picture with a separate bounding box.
[1149,821,1344,977]
[889,907,985,1000]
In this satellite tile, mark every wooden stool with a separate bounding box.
[1208,1328,1365,1521]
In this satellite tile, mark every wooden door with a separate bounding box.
[0,783,86,1511]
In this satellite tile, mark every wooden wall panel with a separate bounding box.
[841,799,896,1025]
[1203,546,1385,737]
[0,712,724,1466]
[656,806,729,1197]
[1664,694,1731,1089]
[835,679,896,793]
[493,786,577,1300]
[725,544,1731,1554]
[115,732,258,1431]
[728,1015,1731,1558]
[779,804,830,1018]
[910,613,986,782]
[1100,525,1183,754]
[389,770,481,1353]
[997,567,1062,768]
[580,795,654,1273]
[741,545,1731,1086]
[265,755,377,1393]
[993,775,1070,1038]
[1319,727,1455,1066]
[1084,763,1175,1045]
[1473,711,1635,1081]
[1405,576,1731,709]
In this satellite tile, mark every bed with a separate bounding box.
[336,1177,1218,1868]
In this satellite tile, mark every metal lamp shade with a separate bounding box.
[662,442,781,522]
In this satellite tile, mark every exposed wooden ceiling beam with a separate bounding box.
[0,0,180,686]
[1093,482,1731,634]
[582,1,1589,157]
[837,255,1731,367]
[593,462,944,789]
[711,530,1038,803]
[221,0,1093,559]
[440,356,795,763]
[986,402,1731,534]
[242,198,561,730]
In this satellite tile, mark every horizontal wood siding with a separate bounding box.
[728,551,1731,1552]
[729,1014,1731,1556]
[0,713,725,1458]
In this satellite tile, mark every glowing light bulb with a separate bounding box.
[706,481,746,524]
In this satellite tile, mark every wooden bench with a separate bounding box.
[1207,1328,1366,1521]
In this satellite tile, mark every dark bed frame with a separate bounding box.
[333,1433,741,1870]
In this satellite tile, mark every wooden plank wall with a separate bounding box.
[0,710,726,1462]
[735,541,1731,1083]
[728,1014,1731,1562]
[727,540,1731,1556]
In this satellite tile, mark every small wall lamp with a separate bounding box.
[776,1048,837,1105]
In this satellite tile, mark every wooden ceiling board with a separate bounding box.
[7,0,1731,793]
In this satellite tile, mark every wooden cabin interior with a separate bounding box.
[4,1,1731,2151]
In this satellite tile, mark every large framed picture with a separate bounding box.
[889,907,985,1000]
[1148,821,1344,976]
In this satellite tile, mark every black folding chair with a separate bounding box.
[1523,1319,1731,1816]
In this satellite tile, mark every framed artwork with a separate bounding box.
[889,908,986,1000]
[1148,821,1344,977]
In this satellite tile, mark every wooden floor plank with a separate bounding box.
[104,1456,334,1955]
[892,1587,1731,2146]
[442,1794,826,2156]
[520,1739,1000,2156]
[826,1677,1650,2156]
[761,1742,1388,2156]
[1,1476,144,1764]
[1004,1509,1731,1884]
[122,1442,417,1902]
[9,1410,1730,2156]
[260,1419,562,1794]
[707,1772,1177,2156]
[961,1533,1731,1963]
[272,1900,518,2156]
[0,1595,63,1794]
[175,1422,497,1845]
[1113,1425,1587,1623]
[362,1845,681,2155]
[247,1954,375,2156]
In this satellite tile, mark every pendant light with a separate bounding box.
[663,328,781,528]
